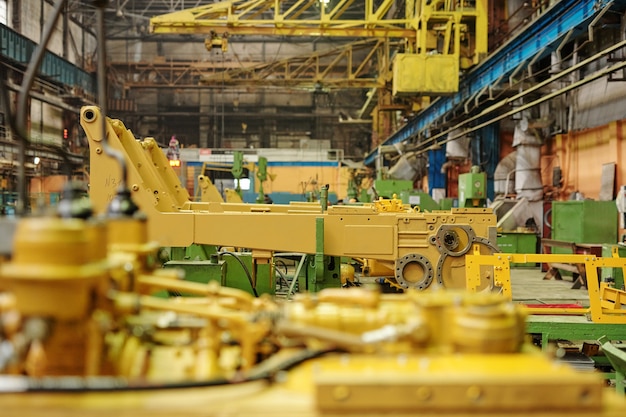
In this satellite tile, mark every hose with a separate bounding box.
[219,251,259,297]
[0,349,337,393]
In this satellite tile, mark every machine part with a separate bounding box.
[394,253,434,290]
[255,157,268,204]
[372,179,413,199]
[552,200,618,245]
[399,190,440,211]
[436,238,499,291]
[450,298,525,354]
[372,194,408,212]
[433,224,477,257]
[465,247,626,323]
[0,218,108,320]
[599,335,626,395]
[56,182,93,219]
[340,263,356,287]
[458,166,487,208]
[0,217,109,376]
[197,175,224,203]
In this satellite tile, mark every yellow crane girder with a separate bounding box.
[200,39,393,89]
[150,0,416,39]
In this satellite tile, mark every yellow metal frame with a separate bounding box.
[81,106,498,291]
[465,245,626,323]
[150,0,415,38]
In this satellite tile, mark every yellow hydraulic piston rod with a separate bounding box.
[81,106,498,291]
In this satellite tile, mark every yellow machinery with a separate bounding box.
[81,106,499,292]
[150,0,488,96]
[465,246,626,324]
[195,159,251,203]
[1,211,625,416]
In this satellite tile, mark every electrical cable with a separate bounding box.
[219,251,259,297]
[273,263,290,289]
[0,348,338,393]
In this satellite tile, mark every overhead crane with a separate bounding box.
[148,0,489,151]
[149,0,489,96]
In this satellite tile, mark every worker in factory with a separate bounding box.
[166,135,180,160]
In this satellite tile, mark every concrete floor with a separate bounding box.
[510,266,591,305]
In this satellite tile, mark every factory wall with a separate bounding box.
[29,98,63,146]
[13,0,95,65]
[571,77,626,131]
[552,120,626,200]
[18,0,40,44]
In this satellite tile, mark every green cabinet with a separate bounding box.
[497,232,538,267]
[552,200,618,244]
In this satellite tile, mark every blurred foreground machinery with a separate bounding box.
[81,106,500,293]
[0,210,625,416]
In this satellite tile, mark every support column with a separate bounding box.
[199,92,211,148]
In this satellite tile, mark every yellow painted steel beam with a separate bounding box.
[465,249,626,324]
[200,39,392,89]
[522,307,591,316]
[150,0,414,38]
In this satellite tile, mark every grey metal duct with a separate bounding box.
[494,150,517,196]
[388,153,425,181]
[513,120,543,201]
[445,128,470,158]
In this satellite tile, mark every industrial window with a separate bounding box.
[0,1,6,25]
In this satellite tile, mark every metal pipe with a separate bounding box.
[95,2,128,191]
[589,1,614,42]
[416,59,626,156]
[503,169,518,199]
[14,0,66,215]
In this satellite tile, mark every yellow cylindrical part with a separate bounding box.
[1,218,108,320]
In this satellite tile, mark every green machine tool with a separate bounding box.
[458,165,487,208]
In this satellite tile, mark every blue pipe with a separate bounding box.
[364,0,622,165]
